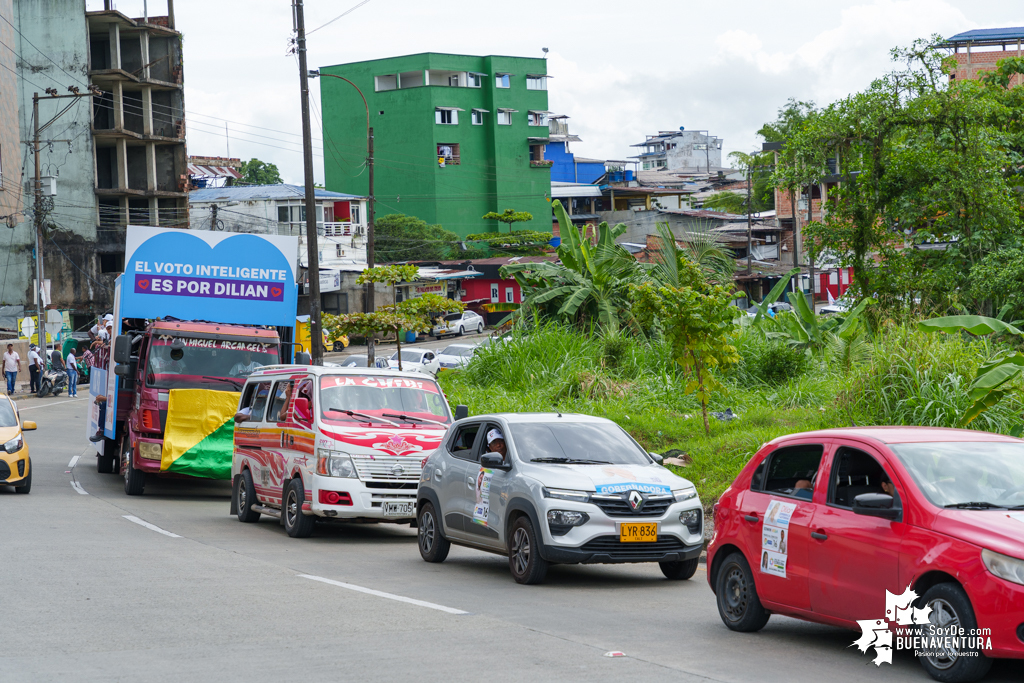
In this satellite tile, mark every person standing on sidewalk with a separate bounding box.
[28,345,43,394]
[3,343,21,394]
[66,347,79,397]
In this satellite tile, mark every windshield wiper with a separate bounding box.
[530,457,612,464]
[202,376,243,389]
[328,409,399,427]
[382,412,448,427]
[944,501,1006,509]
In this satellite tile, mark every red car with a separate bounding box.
[707,427,1024,683]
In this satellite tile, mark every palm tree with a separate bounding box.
[501,201,641,331]
[648,222,735,287]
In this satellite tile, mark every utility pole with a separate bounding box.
[293,0,323,365]
[211,203,218,230]
[807,184,816,310]
[365,125,376,367]
[745,165,753,276]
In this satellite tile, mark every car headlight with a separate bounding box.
[543,487,590,502]
[317,449,357,478]
[982,548,1024,586]
[138,441,161,460]
[3,435,23,453]
[673,486,697,502]
[679,508,702,535]
[547,510,590,527]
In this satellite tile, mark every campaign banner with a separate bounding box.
[121,226,298,326]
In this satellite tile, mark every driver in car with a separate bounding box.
[486,429,507,462]
[230,350,262,377]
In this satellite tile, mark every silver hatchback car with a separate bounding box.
[416,413,704,584]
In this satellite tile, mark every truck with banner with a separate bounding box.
[88,225,301,496]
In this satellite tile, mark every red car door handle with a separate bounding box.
[743,514,759,522]
[811,531,828,540]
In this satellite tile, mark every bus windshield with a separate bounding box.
[145,337,278,391]
[320,375,451,426]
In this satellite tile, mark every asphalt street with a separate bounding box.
[324,329,491,364]
[3,396,1023,683]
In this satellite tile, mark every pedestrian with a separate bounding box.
[3,343,20,394]
[28,344,43,394]
[66,346,79,397]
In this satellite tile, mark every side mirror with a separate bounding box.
[852,492,900,520]
[113,335,131,364]
[454,404,469,421]
[295,352,311,365]
[21,420,36,431]
[649,452,663,464]
[114,364,131,376]
[480,453,510,470]
[233,411,249,424]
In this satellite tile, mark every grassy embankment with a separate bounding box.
[438,322,1023,509]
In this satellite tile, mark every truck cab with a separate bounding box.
[112,319,281,495]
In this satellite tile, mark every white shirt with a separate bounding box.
[67,351,77,369]
[3,351,20,373]
[29,350,43,367]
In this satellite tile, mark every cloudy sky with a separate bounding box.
[93,0,1021,184]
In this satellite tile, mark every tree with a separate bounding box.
[648,222,734,287]
[702,192,746,214]
[238,158,283,185]
[464,229,552,256]
[501,201,640,331]
[374,213,461,263]
[630,281,741,436]
[482,209,534,233]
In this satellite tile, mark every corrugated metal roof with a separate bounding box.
[189,184,364,203]
[947,27,1024,43]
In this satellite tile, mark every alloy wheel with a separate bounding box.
[419,510,435,553]
[286,490,298,527]
[238,479,248,513]
[511,527,530,576]
[924,598,962,670]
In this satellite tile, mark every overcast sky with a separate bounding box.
[93,0,1022,185]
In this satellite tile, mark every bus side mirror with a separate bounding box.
[295,352,311,365]
[114,364,131,376]
[454,404,469,421]
[113,335,131,364]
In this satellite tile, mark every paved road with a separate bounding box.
[324,330,491,364]
[3,397,1022,682]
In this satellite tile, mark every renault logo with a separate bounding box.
[628,490,644,511]
[390,463,405,477]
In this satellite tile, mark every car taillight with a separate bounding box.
[141,409,159,430]
[318,490,352,506]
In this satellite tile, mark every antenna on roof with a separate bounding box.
[542,47,549,58]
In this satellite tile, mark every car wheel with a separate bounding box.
[476,323,483,334]
[508,516,548,585]
[715,552,770,631]
[14,459,31,494]
[916,583,992,683]
[283,478,315,538]
[417,502,450,563]
[660,558,700,580]
[124,452,145,496]
[457,325,464,337]
[236,469,261,523]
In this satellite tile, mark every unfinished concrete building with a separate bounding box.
[7,0,186,330]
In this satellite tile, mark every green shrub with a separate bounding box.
[731,332,809,385]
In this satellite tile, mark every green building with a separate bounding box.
[319,53,554,241]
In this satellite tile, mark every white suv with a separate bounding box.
[415,413,703,584]
[432,310,484,338]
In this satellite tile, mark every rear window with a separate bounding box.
[753,445,824,496]
[392,350,423,362]
[441,345,474,357]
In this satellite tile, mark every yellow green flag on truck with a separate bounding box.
[160,389,239,480]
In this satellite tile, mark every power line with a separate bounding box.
[307,0,373,36]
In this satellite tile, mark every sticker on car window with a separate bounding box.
[761,500,797,578]
[472,467,493,526]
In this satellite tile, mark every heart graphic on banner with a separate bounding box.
[138,279,150,289]
[271,287,282,298]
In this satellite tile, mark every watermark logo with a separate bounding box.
[853,587,992,666]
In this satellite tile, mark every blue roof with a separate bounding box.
[947,27,1024,44]
[189,184,364,203]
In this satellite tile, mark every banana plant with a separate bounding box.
[919,315,1024,426]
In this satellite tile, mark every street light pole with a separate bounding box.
[293,0,323,365]
[308,71,375,367]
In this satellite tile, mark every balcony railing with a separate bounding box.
[278,221,361,237]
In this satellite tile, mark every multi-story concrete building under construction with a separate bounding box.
[5,0,186,329]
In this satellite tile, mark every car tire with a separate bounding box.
[915,583,992,683]
[283,478,315,538]
[660,558,700,580]
[417,502,450,563]
[508,516,548,585]
[457,325,464,337]
[14,459,31,494]
[236,469,261,523]
[124,452,145,496]
[97,438,118,474]
[715,552,770,632]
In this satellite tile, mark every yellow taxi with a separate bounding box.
[0,394,36,493]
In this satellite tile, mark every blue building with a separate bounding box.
[545,116,606,184]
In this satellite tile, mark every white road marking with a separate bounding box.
[297,574,468,615]
[122,515,181,538]
[20,397,88,411]
[70,481,88,495]
[68,455,80,469]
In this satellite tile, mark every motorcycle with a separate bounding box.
[38,365,69,398]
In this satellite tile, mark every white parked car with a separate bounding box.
[436,344,477,370]
[388,349,440,375]
[432,310,484,338]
